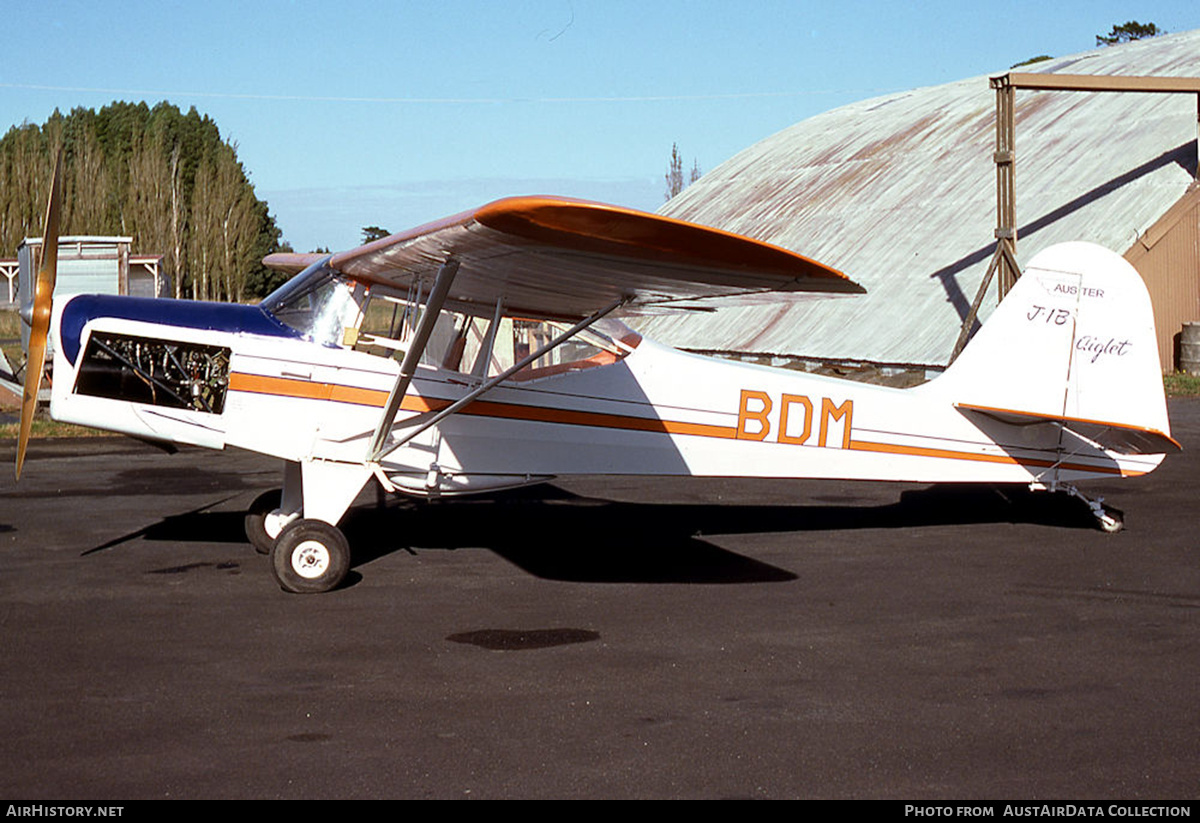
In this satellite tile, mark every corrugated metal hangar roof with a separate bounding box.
[635,29,1200,369]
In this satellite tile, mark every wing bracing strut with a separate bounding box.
[366,258,460,461]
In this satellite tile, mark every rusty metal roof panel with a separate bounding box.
[635,30,1200,367]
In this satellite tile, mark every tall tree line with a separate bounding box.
[0,102,288,301]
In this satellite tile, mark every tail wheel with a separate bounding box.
[244,489,283,555]
[271,519,350,594]
[1096,510,1124,534]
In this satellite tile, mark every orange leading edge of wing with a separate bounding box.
[264,197,863,294]
[473,196,857,288]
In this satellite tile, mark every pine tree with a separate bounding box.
[1096,21,1163,46]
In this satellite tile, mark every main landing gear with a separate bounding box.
[246,509,352,594]
[246,459,372,593]
[245,488,349,592]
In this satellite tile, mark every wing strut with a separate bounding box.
[370,296,627,463]
[366,258,460,461]
[470,297,505,379]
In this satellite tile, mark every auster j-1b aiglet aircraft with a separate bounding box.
[16,155,1180,592]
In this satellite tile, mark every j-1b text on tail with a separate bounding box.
[16,157,1179,593]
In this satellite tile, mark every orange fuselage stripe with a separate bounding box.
[227,372,1138,475]
[847,439,1137,476]
[228,372,737,439]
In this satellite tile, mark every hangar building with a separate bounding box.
[636,29,1200,376]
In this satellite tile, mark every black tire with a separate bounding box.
[245,489,283,555]
[271,519,351,594]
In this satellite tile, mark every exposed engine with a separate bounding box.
[74,332,231,414]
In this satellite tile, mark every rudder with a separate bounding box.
[930,241,1173,451]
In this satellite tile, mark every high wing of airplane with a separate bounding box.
[17,179,1179,594]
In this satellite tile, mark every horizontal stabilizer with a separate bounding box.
[957,403,1181,454]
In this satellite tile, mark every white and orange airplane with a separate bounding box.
[16,158,1179,592]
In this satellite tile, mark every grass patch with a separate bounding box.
[0,418,111,440]
[1,342,22,370]
[1,309,22,373]
[0,309,19,339]
[1165,372,1200,397]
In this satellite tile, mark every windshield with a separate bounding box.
[260,259,366,347]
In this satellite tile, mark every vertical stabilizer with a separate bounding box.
[929,242,1173,450]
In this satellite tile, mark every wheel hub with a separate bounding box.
[291,540,331,579]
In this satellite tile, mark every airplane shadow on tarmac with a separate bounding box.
[83,482,1110,586]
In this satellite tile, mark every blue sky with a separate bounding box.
[4,0,1199,252]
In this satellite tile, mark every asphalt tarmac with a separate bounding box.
[1,400,1197,799]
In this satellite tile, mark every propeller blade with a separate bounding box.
[15,150,63,479]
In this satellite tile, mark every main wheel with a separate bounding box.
[245,489,283,555]
[271,519,351,594]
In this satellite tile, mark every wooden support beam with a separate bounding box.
[1004,73,1200,93]
[954,71,1200,363]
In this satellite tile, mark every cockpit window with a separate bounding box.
[505,317,638,381]
[260,259,366,347]
[259,259,641,376]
